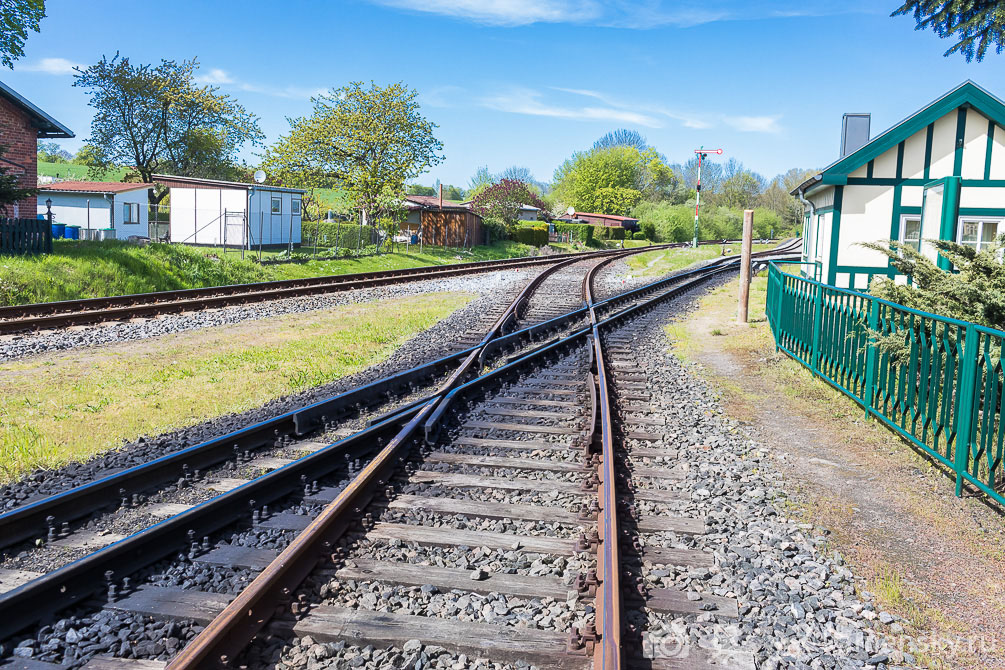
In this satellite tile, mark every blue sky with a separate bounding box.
[6,0,1005,187]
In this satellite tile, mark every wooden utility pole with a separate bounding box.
[738,209,754,322]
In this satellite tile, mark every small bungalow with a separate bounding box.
[404,194,484,248]
[0,79,73,218]
[39,182,152,239]
[153,174,305,248]
[574,211,640,232]
[795,80,1005,289]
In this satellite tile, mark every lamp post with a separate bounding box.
[692,147,723,248]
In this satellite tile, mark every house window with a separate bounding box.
[271,197,281,214]
[814,213,824,261]
[957,217,1002,252]
[122,202,140,225]
[899,215,922,252]
[291,199,301,216]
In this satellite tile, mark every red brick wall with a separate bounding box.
[0,95,38,218]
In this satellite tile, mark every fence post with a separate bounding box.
[954,323,979,497]
[863,297,880,419]
[810,281,824,376]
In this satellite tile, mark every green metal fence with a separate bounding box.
[766,262,1005,508]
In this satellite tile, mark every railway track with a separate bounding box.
[0,242,800,669]
[0,248,645,336]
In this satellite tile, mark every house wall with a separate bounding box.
[43,194,112,230]
[114,189,151,240]
[0,95,38,218]
[419,210,483,247]
[517,209,538,221]
[812,101,1005,289]
[248,187,302,246]
[169,187,248,246]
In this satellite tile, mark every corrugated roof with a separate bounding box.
[40,181,151,195]
[0,79,73,139]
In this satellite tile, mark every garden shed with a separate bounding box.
[795,80,1005,289]
[153,174,305,248]
[403,195,484,247]
[38,182,152,240]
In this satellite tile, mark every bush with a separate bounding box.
[640,220,656,241]
[512,224,548,247]
[633,231,647,240]
[301,220,379,250]
[594,226,626,241]
[553,222,595,245]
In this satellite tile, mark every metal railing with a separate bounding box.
[766,262,1005,508]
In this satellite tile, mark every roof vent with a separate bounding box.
[841,113,871,157]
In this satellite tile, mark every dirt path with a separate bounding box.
[670,276,1005,670]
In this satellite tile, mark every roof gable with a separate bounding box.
[824,81,1005,178]
[0,79,74,139]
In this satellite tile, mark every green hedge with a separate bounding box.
[632,231,647,240]
[594,226,626,241]
[302,221,379,250]
[553,223,595,245]
[513,224,548,247]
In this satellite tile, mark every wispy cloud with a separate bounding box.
[480,87,662,127]
[421,85,465,108]
[19,57,83,75]
[195,67,324,99]
[552,87,712,129]
[724,115,782,133]
[368,0,881,27]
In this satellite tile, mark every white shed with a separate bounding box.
[38,182,152,240]
[154,174,305,249]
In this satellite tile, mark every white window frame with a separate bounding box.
[814,213,824,262]
[291,199,301,216]
[899,214,922,253]
[271,196,282,215]
[956,216,1003,253]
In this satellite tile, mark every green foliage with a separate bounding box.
[407,184,435,196]
[593,129,650,152]
[301,221,380,252]
[864,236,1005,329]
[37,141,71,163]
[632,231,647,240]
[0,0,44,69]
[471,179,547,229]
[553,222,594,245]
[551,146,676,215]
[73,54,263,184]
[640,220,656,241]
[512,224,548,247]
[893,1,1005,62]
[260,81,442,224]
[0,145,36,211]
[632,201,694,243]
[593,226,626,241]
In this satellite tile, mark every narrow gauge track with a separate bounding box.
[0,247,654,635]
[0,248,644,336]
[0,243,799,668]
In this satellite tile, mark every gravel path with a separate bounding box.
[0,269,525,363]
[0,273,524,510]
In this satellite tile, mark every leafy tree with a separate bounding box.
[593,128,650,152]
[865,236,1005,329]
[443,185,464,201]
[0,0,44,69]
[261,81,443,224]
[73,54,263,191]
[37,141,71,163]
[0,145,37,214]
[893,1,1005,61]
[471,179,547,228]
[552,146,675,214]
[468,166,494,191]
[720,168,764,210]
[676,155,723,196]
[500,166,534,183]
[407,184,436,196]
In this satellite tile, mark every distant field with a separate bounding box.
[37,161,129,182]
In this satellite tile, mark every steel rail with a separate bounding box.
[168,247,801,669]
[0,247,637,334]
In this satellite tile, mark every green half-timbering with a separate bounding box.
[794,81,1005,289]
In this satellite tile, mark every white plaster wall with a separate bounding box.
[928,112,958,178]
[113,189,151,240]
[960,185,1005,208]
[989,123,1005,179]
[961,108,989,180]
[873,143,898,177]
[41,194,112,230]
[902,126,928,179]
[836,186,894,267]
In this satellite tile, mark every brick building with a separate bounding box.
[0,80,73,218]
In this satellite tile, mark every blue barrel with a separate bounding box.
[411,234,419,245]
[64,225,80,240]
[51,223,65,239]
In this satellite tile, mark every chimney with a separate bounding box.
[840,113,871,157]
[438,183,443,210]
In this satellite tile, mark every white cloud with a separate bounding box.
[724,115,782,133]
[420,85,465,108]
[368,0,879,28]
[195,68,234,85]
[19,57,82,75]
[371,0,601,26]
[552,87,712,130]
[480,87,662,127]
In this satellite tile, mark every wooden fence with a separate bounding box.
[0,217,52,255]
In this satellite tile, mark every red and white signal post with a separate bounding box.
[692,147,723,248]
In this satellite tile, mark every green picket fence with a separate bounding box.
[0,217,52,255]
[766,262,1005,507]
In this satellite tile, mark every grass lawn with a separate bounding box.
[623,243,775,278]
[37,160,129,183]
[0,291,474,483]
[0,240,543,306]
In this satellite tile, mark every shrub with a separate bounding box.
[594,226,626,241]
[633,231,647,240]
[512,224,548,247]
[640,220,656,241]
[553,222,594,245]
[301,221,379,250]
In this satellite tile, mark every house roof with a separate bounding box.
[574,212,639,222]
[0,79,74,139]
[152,174,306,194]
[40,181,151,195]
[793,80,1005,195]
[404,195,471,212]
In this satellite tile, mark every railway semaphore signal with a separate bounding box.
[692,147,723,248]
